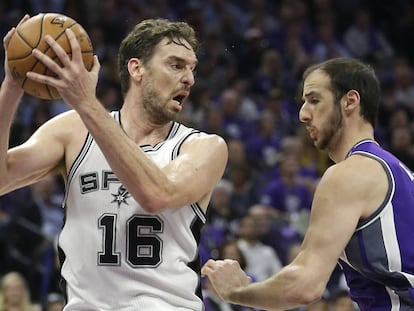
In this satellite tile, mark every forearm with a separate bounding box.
[0,79,24,178]
[76,102,174,212]
[228,265,324,310]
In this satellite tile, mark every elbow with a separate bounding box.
[140,202,165,214]
[282,264,327,306]
[136,193,171,214]
[130,182,183,213]
[292,284,325,305]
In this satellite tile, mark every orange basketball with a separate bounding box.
[7,13,94,100]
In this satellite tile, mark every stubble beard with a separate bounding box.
[315,103,343,151]
[142,78,177,125]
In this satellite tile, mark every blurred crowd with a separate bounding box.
[0,0,414,310]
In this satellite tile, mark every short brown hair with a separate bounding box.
[117,19,198,97]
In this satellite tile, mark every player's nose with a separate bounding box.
[299,102,311,123]
[181,67,195,87]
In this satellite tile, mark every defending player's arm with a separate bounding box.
[203,157,386,310]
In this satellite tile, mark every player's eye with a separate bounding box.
[171,63,183,70]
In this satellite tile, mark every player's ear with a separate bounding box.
[128,57,145,81]
[343,90,360,114]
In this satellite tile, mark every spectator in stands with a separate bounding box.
[245,110,282,171]
[393,58,414,109]
[237,27,268,79]
[228,163,260,219]
[0,271,41,311]
[200,179,238,262]
[203,239,250,311]
[261,88,300,137]
[248,204,301,266]
[217,88,252,141]
[312,19,350,62]
[388,126,414,170]
[224,139,249,178]
[44,292,64,311]
[260,154,313,236]
[182,83,212,129]
[343,8,394,61]
[236,214,282,282]
[203,239,258,311]
[202,106,226,138]
[206,179,238,231]
[249,49,284,100]
[217,239,247,267]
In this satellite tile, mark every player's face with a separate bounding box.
[141,37,197,124]
[300,69,343,151]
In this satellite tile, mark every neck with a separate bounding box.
[327,122,374,163]
[120,103,174,146]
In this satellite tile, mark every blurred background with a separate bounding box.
[0,0,413,310]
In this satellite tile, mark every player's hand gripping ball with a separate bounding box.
[6,13,94,100]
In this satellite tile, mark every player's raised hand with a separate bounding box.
[201,259,252,302]
[28,28,100,109]
[3,14,30,89]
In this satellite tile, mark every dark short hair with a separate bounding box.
[303,57,380,127]
[218,239,247,270]
[117,19,198,97]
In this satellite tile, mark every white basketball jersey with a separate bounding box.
[59,112,207,311]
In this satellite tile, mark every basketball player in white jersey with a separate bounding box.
[0,17,228,310]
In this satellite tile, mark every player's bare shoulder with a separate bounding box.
[317,154,388,215]
[41,109,87,145]
[323,154,384,180]
[35,109,88,175]
[179,132,228,188]
[344,153,388,184]
[181,132,228,163]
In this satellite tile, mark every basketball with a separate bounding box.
[6,13,94,100]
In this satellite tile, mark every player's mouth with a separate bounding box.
[172,91,189,106]
[173,95,185,106]
[306,126,317,139]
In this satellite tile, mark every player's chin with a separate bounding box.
[163,109,179,122]
[170,101,183,112]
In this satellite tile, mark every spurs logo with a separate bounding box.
[111,185,131,208]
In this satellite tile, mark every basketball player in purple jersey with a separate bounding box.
[203,57,414,310]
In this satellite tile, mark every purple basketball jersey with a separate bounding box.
[339,139,414,310]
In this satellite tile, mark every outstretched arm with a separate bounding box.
[201,158,382,310]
